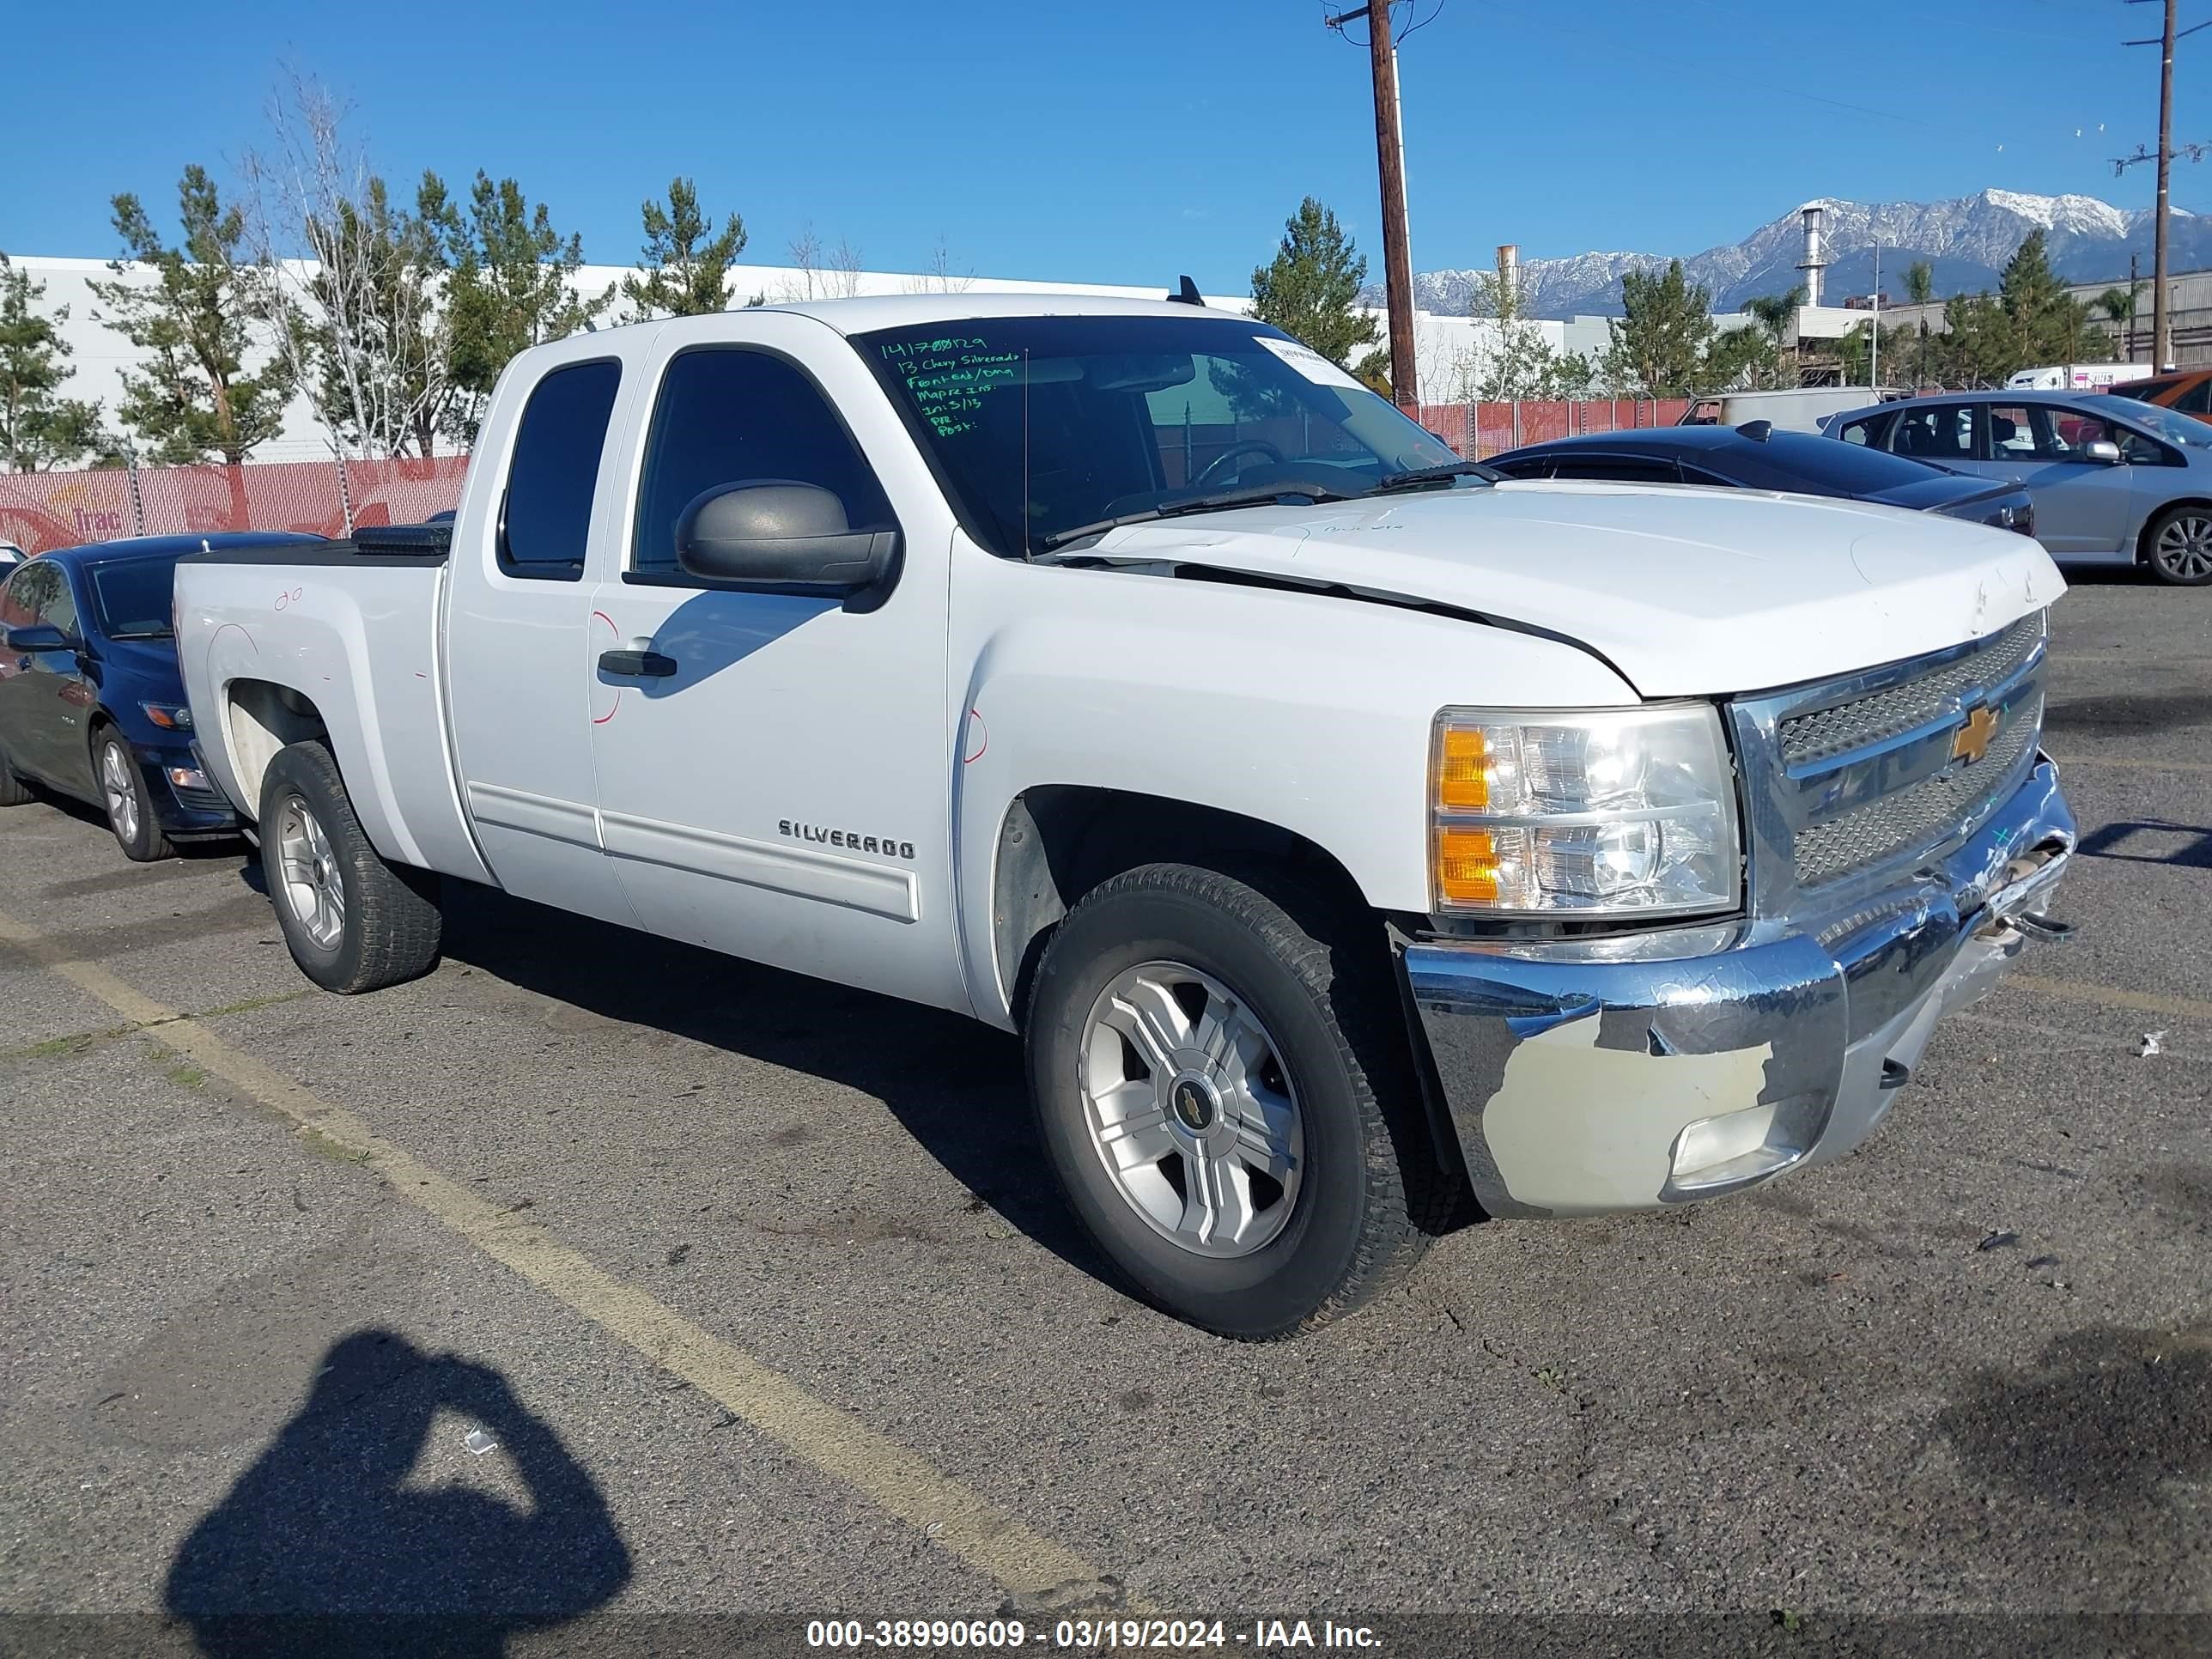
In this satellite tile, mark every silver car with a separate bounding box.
[1823,390,2212,585]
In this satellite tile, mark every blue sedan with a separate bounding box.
[0,532,324,859]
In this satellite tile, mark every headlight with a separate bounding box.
[1430,705,1740,917]
[142,702,193,730]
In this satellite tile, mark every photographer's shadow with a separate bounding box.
[165,1331,630,1657]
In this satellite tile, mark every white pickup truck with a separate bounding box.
[173,295,2075,1339]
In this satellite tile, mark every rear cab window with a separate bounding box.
[499,360,623,581]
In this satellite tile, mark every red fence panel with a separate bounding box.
[1414,398,1701,459]
[0,455,471,555]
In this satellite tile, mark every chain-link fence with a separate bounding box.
[1413,398,1696,459]
[0,455,470,556]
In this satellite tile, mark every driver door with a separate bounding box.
[585,313,966,1013]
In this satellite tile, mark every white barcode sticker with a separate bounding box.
[1254,335,1368,392]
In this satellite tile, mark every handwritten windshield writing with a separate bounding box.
[884,339,1021,438]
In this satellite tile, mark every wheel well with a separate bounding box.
[992,785,1372,1026]
[224,680,330,821]
[2136,497,2212,562]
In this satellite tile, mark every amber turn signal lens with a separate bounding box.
[1437,726,1489,811]
[1434,827,1500,905]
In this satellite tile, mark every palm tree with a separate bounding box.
[1741,285,1807,389]
[1905,261,1936,390]
[2097,285,2138,361]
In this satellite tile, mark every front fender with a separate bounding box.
[949,556,1639,1024]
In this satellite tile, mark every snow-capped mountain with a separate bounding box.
[1384,189,2203,319]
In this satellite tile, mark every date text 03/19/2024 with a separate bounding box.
[804,1618,1382,1650]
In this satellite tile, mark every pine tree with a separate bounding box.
[89,167,295,465]
[1249,198,1381,369]
[1931,230,2107,387]
[622,178,746,320]
[1606,261,1715,397]
[0,252,115,471]
[441,173,610,441]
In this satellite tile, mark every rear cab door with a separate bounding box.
[443,335,643,925]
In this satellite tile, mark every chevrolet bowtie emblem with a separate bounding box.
[1952,704,2000,765]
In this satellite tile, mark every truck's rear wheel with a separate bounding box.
[259,740,442,994]
[1025,861,1437,1340]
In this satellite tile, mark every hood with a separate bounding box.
[97,634,186,699]
[1079,480,2064,697]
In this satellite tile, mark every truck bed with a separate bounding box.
[173,529,493,885]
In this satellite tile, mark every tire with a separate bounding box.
[96,731,173,861]
[0,741,32,807]
[258,739,442,994]
[2142,505,2212,586]
[1024,861,1441,1340]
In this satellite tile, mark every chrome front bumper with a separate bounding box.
[1401,757,2075,1218]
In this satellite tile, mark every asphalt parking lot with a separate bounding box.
[1,571,2208,1656]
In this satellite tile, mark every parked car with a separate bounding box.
[2104,367,2212,425]
[173,298,2072,1339]
[1486,423,2037,537]
[1676,386,1904,433]
[0,532,325,858]
[1825,389,2212,584]
[0,541,27,568]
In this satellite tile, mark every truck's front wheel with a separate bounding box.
[259,741,442,994]
[1025,862,1439,1340]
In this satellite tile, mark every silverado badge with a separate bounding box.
[1951,704,2000,766]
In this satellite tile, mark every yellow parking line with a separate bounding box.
[2005,972,2212,1024]
[0,906,1114,1607]
[2048,754,2212,775]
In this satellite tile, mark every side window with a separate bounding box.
[629,349,894,580]
[0,565,40,629]
[1987,404,2039,460]
[500,359,623,581]
[1547,455,1680,484]
[40,567,79,635]
[1486,456,1553,479]
[1835,416,1883,447]
[2175,380,2212,416]
[1887,405,1974,462]
[1678,464,1736,487]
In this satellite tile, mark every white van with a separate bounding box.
[2004,363,2155,392]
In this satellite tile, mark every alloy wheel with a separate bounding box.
[274,793,346,950]
[2154,513,2212,581]
[1077,960,1304,1258]
[100,743,139,848]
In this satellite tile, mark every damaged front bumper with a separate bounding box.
[1401,757,2075,1218]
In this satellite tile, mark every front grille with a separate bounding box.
[1792,690,2042,885]
[1778,615,2043,769]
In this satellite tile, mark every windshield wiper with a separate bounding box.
[1372,460,1500,492]
[1036,477,1364,554]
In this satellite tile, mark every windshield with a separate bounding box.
[2082,393,2212,448]
[88,557,179,638]
[855,315,1464,556]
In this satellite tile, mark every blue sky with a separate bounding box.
[0,0,2188,288]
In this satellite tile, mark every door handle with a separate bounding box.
[599,647,678,678]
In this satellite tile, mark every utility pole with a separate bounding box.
[1328,3,1419,410]
[2157,0,2177,368]
[2130,252,2142,360]
[2125,0,2199,368]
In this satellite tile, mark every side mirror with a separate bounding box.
[4,623,71,653]
[675,482,899,598]
[2084,439,2124,465]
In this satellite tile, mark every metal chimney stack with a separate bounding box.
[1496,242,1520,307]
[1797,205,1827,307]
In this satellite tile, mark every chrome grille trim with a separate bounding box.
[1727,611,2051,920]
[1792,690,2042,884]
[1778,615,2045,773]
